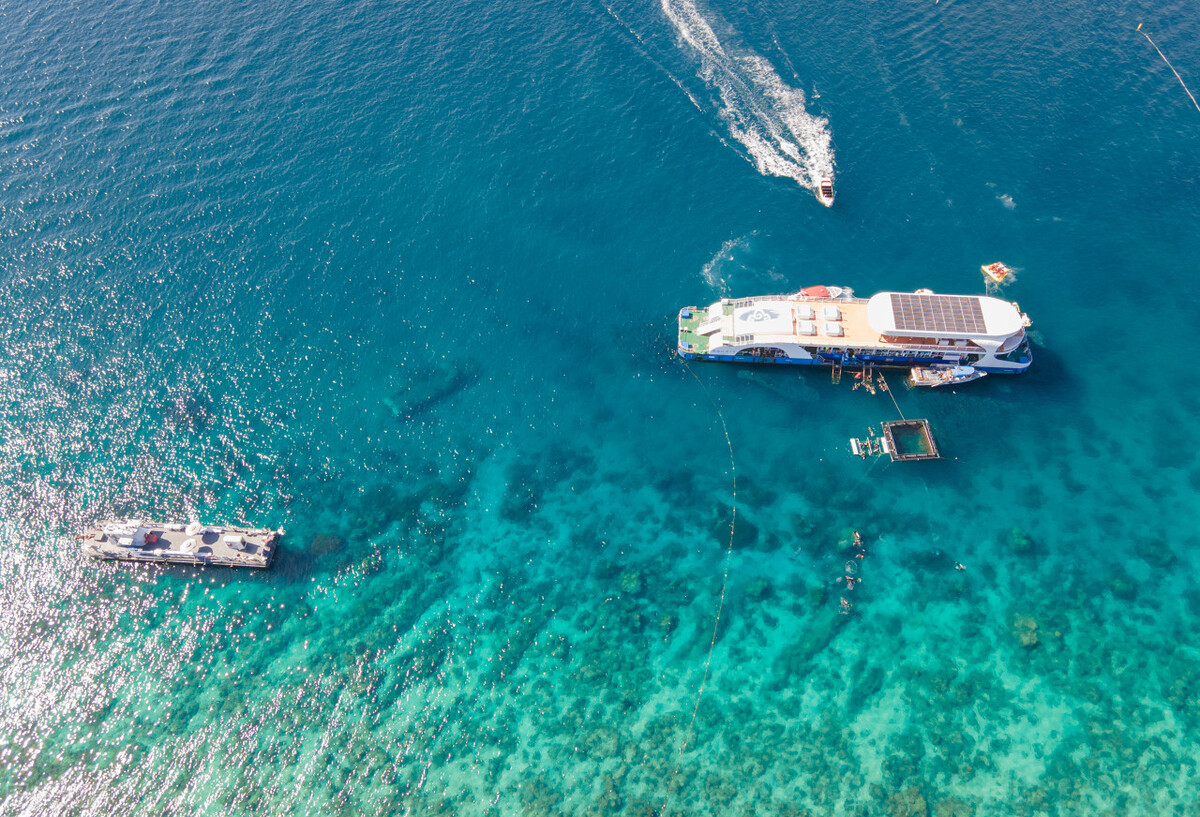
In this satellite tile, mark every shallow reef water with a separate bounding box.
[2,0,1200,814]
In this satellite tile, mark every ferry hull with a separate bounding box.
[677,347,1031,374]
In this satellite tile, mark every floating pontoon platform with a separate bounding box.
[881,419,941,462]
[850,419,941,462]
[81,519,281,569]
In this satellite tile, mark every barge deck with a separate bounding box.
[81,519,281,569]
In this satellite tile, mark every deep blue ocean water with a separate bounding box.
[2,0,1199,813]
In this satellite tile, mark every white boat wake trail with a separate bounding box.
[700,232,755,295]
[661,0,834,195]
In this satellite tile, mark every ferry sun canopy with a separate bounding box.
[866,292,1023,340]
[890,293,985,334]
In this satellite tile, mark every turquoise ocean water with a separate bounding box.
[2,0,1199,813]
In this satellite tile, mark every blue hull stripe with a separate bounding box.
[677,349,1030,374]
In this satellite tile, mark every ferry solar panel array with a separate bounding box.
[889,293,986,334]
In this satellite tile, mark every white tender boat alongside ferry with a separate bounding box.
[677,286,1032,376]
[909,365,987,388]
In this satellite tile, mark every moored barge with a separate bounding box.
[677,286,1032,376]
[81,519,281,569]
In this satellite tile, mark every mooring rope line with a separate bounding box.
[877,371,906,420]
[1139,24,1200,114]
[660,362,737,817]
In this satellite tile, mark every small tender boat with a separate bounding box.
[798,284,847,299]
[909,365,987,388]
[817,178,834,207]
[981,261,1013,284]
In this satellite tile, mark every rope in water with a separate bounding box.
[660,363,737,816]
[662,361,897,811]
[878,371,906,420]
[1139,25,1200,114]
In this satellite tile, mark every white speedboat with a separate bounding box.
[909,365,988,388]
[817,178,834,207]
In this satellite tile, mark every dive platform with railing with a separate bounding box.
[81,519,281,569]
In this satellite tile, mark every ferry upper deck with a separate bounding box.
[682,291,1027,353]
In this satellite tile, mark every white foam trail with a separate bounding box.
[600,1,708,116]
[700,233,753,294]
[985,267,1017,295]
[662,0,834,194]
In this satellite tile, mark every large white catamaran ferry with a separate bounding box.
[677,286,1032,377]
